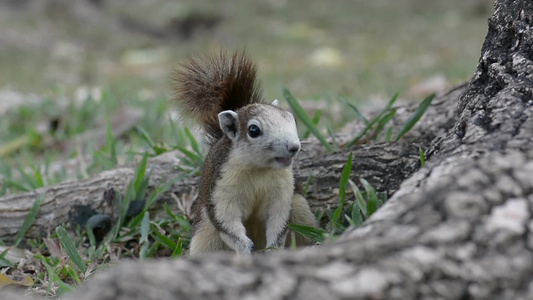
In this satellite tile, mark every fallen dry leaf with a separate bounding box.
[0,273,33,290]
[43,238,64,258]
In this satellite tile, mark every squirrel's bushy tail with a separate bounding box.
[173,51,263,144]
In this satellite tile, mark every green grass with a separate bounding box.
[346,93,399,147]
[56,226,87,274]
[0,249,14,268]
[286,90,433,241]
[14,194,43,248]
[395,94,435,141]
[36,254,76,295]
[1,113,197,295]
[290,151,389,243]
[16,157,193,296]
[0,88,204,196]
[419,147,426,167]
[287,88,435,151]
[0,0,486,192]
[331,152,353,227]
[0,0,489,100]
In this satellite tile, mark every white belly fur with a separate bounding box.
[212,157,294,249]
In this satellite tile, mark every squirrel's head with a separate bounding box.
[218,100,301,169]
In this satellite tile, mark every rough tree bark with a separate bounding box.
[3,0,533,299]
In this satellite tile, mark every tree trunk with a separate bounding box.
[4,0,533,299]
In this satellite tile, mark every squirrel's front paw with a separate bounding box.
[221,233,254,255]
[239,237,254,255]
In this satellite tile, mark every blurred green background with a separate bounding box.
[1,0,491,98]
[0,0,492,193]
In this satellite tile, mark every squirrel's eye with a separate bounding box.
[248,124,261,138]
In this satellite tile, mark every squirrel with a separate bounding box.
[173,51,317,255]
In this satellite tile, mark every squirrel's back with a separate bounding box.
[172,51,263,145]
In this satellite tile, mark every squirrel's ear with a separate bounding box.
[218,110,239,140]
[271,99,280,107]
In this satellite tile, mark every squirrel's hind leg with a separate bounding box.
[189,209,230,254]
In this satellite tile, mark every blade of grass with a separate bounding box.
[164,203,177,219]
[360,178,378,216]
[4,179,31,192]
[0,180,7,196]
[106,120,118,166]
[374,108,397,139]
[163,204,192,232]
[302,174,314,195]
[92,151,115,170]
[283,88,333,152]
[347,93,398,147]
[65,265,81,285]
[302,110,322,139]
[326,123,340,151]
[176,146,203,164]
[145,240,161,258]
[172,238,183,257]
[114,158,149,228]
[184,127,201,156]
[110,191,128,241]
[288,224,327,243]
[289,231,297,250]
[348,179,367,217]
[17,165,37,189]
[0,249,14,267]
[38,256,75,294]
[377,192,388,205]
[33,168,45,188]
[350,202,364,226]
[173,215,192,232]
[133,153,148,192]
[139,212,150,259]
[168,116,181,147]
[136,126,156,148]
[0,134,29,158]
[44,153,52,179]
[344,214,355,227]
[140,212,150,244]
[331,152,353,226]
[136,176,150,201]
[129,174,187,228]
[56,226,86,273]
[14,193,43,247]
[151,229,177,250]
[419,147,426,167]
[86,226,97,260]
[340,98,369,125]
[146,174,185,209]
[136,125,163,156]
[385,127,394,142]
[395,94,435,141]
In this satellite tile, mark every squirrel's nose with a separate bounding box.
[287,144,300,156]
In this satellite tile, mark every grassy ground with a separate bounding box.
[0,0,490,98]
[0,0,491,173]
[0,0,492,297]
